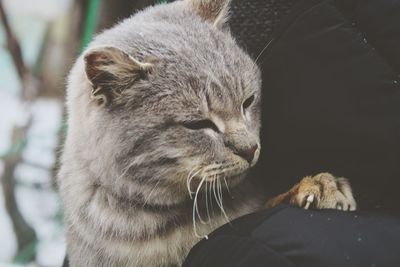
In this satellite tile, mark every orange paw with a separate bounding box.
[292,173,357,211]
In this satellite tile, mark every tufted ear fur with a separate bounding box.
[185,0,231,28]
[84,46,153,105]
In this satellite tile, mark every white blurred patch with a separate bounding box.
[0,90,65,265]
[3,0,72,21]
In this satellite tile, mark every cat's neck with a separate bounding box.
[61,168,262,266]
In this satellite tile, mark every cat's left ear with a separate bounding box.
[84,46,153,105]
[185,0,231,28]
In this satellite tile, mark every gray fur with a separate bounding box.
[59,0,263,266]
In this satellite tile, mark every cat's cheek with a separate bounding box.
[243,111,252,122]
[204,128,219,139]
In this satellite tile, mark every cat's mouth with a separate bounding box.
[186,159,251,239]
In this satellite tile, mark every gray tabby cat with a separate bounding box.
[58,0,357,266]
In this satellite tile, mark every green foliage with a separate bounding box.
[13,240,37,264]
[80,0,100,52]
[0,138,28,160]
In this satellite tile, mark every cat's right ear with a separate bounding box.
[84,46,154,105]
[185,0,231,28]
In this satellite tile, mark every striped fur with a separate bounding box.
[59,0,263,266]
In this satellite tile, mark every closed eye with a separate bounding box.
[242,95,255,110]
[182,119,219,132]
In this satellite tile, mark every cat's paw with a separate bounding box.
[292,173,357,211]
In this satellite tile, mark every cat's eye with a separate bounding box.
[242,95,255,110]
[182,119,219,132]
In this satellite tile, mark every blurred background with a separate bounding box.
[0,0,166,266]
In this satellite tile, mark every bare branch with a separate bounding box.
[0,0,25,79]
[0,1,38,261]
[0,0,38,100]
[1,119,37,260]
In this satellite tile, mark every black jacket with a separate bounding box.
[183,205,400,267]
[229,0,400,210]
[183,1,400,266]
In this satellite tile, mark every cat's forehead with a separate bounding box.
[91,2,261,115]
[145,68,258,121]
[143,41,260,117]
[156,32,260,96]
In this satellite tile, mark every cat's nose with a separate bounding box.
[235,144,258,164]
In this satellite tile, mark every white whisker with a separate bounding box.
[187,167,202,199]
[192,174,208,239]
[117,160,137,180]
[190,162,237,239]
[203,162,236,173]
[203,163,222,172]
[205,180,211,223]
[212,175,219,209]
[212,176,225,219]
[217,178,230,223]
[209,178,214,213]
[195,175,207,224]
[142,179,162,207]
[255,38,274,63]
[205,165,240,177]
[223,176,233,198]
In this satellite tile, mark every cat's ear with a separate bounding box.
[185,0,231,28]
[84,46,153,105]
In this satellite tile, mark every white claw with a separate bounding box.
[349,203,357,211]
[304,194,314,210]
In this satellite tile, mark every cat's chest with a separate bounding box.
[105,221,222,267]
[117,208,256,266]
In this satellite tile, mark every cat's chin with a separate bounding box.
[188,169,249,194]
[223,172,249,189]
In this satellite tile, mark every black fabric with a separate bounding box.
[62,257,69,267]
[185,0,400,266]
[229,0,296,58]
[231,0,400,210]
[183,205,400,267]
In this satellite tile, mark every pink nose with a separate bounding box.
[235,145,258,164]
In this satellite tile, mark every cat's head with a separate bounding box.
[69,0,261,206]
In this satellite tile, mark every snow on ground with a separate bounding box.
[0,0,72,265]
[0,90,65,267]
[3,0,72,21]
